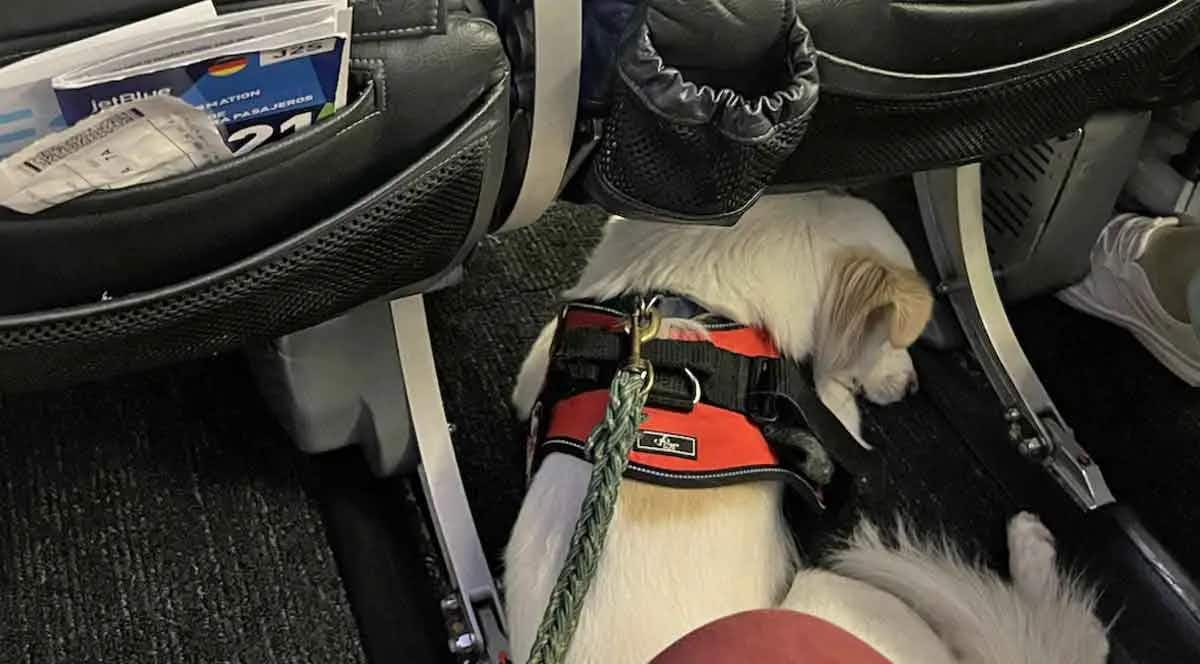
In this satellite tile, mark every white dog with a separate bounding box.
[504,192,1109,663]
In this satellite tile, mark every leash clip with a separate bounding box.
[624,297,662,395]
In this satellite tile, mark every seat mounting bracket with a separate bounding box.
[914,165,1115,511]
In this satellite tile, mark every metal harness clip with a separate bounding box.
[624,297,662,397]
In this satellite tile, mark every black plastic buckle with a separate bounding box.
[646,367,703,413]
[746,357,781,424]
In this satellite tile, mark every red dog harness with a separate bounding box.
[528,297,882,512]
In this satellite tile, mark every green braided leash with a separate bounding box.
[525,368,649,664]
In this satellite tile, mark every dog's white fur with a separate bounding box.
[505,192,1108,663]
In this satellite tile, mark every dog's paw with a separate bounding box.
[1008,511,1057,598]
[859,348,918,405]
[1008,512,1110,664]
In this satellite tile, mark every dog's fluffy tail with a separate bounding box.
[828,519,1108,664]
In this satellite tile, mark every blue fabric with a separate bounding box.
[581,0,639,109]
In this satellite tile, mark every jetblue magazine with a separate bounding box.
[52,1,351,156]
[56,37,348,156]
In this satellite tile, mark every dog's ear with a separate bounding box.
[816,250,933,375]
[880,263,935,348]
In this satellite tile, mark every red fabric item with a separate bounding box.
[545,390,780,473]
[651,610,893,664]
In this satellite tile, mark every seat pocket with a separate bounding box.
[583,5,820,225]
[0,72,390,315]
[0,76,510,392]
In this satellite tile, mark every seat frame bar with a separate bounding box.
[391,294,510,662]
[914,164,1116,511]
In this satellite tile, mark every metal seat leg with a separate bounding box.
[914,165,1115,511]
[390,294,509,663]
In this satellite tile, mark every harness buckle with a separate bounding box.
[746,357,781,424]
[748,393,779,424]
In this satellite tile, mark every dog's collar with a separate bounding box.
[528,296,882,513]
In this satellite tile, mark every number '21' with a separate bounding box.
[227,111,313,155]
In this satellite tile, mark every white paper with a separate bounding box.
[55,1,348,91]
[0,2,217,157]
[333,2,353,110]
[0,96,232,214]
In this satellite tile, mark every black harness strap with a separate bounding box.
[763,361,884,498]
[553,327,754,412]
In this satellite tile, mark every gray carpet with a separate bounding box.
[1014,297,1200,569]
[0,359,365,664]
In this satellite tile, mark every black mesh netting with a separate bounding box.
[592,88,811,219]
[586,12,819,224]
[0,138,493,392]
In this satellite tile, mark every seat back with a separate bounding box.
[0,0,511,391]
[512,0,1199,214]
[982,111,1150,301]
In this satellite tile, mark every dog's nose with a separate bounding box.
[907,374,919,396]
